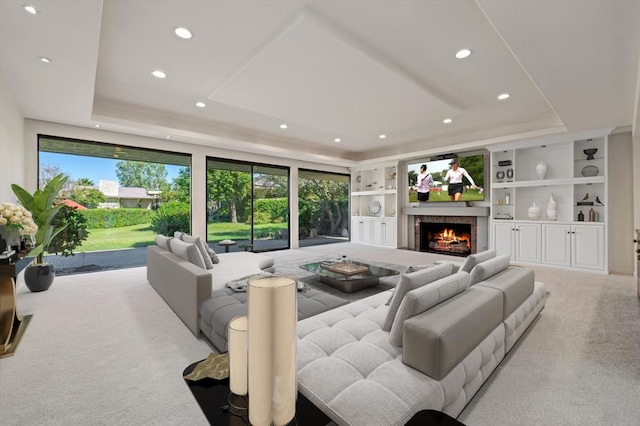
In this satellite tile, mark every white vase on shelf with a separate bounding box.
[536,160,548,180]
[546,193,557,221]
[528,202,541,220]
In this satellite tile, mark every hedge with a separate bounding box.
[253,198,288,224]
[81,208,155,229]
[150,202,191,236]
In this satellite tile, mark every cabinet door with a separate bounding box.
[351,218,362,242]
[371,218,384,244]
[572,225,604,270]
[515,223,541,263]
[542,224,571,267]
[383,218,397,247]
[362,218,374,243]
[493,222,515,257]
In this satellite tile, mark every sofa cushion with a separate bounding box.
[389,271,470,346]
[475,266,534,320]
[468,254,510,286]
[382,262,453,331]
[174,231,185,240]
[155,234,172,251]
[402,285,503,380]
[169,238,207,270]
[181,234,214,270]
[218,251,275,271]
[459,249,497,273]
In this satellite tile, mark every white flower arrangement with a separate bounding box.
[0,202,38,236]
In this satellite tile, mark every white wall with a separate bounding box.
[608,131,635,274]
[633,133,640,281]
[23,119,349,246]
[0,75,25,201]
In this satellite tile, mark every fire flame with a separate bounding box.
[438,228,461,243]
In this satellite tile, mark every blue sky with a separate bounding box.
[39,152,184,185]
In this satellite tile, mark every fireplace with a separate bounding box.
[420,223,471,257]
[414,215,478,256]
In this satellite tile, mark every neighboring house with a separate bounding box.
[97,180,160,209]
[60,199,87,210]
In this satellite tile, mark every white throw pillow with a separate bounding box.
[389,271,471,346]
[382,262,453,331]
[181,234,214,270]
[155,234,172,252]
[169,238,207,270]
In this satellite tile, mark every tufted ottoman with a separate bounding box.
[199,286,348,352]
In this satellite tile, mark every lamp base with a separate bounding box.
[228,392,248,415]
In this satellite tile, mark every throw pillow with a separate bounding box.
[181,234,214,270]
[468,254,510,286]
[382,262,453,331]
[206,246,220,264]
[404,265,433,274]
[169,238,207,270]
[459,249,497,273]
[155,234,172,252]
[388,271,471,346]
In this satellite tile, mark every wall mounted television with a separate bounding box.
[407,153,485,202]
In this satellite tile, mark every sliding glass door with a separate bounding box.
[206,159,289,253]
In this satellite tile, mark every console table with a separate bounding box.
[0,257,32,358]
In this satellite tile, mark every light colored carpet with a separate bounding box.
[1,242,639,425]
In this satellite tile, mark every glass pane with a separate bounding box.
[37,136,191,275]
[253,166,289,251]
[298,169,349,247]
[206,159,253,253]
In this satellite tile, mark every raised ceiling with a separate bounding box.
[1,0,638,166]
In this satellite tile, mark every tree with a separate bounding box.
[75,177,95,186]
[40,163,65,188]
[298,178,348,236]
[408,170,417,187]
[115,161,168,190]
[168,167,191,203]
[207,169,251,223]
[70,188,106,209]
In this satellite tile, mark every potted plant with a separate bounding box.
[11,174,68,292]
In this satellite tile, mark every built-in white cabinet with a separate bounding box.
[351,162,398,248]
[493,222,541,263]
[489,128,611,272]
[542,223,604,270]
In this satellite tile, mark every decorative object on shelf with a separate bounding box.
[595,196,604,206]
[536,160,548,180]
[594,211,600,221]
[506,168,514,181]
[387,208,396,216]
[578,210,584,221]
[498,160,512,167]
[546,193,557,221]
[577,193,593,205]
[368,200,382,216]
[588,208,595,222]
[355,209,359,216]
[583,148,598,160]
[388,171,396,180]
[356,175,361,183]
[527,202,541,220]
[505,192,510,205]
[581,165,599,177]
[494,213,513,220]
[248,277,297,426]
[496,170,505,182]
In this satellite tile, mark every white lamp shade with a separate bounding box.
[248,276,297,426]
[228,315,248,396]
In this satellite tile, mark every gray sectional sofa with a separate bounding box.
[296,252,546,425]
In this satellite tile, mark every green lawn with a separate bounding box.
[73,222,290,252]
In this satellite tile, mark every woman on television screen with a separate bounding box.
[416,164,434,203]
[443,159,477,201]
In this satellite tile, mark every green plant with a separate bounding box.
[48,205,89,257]
[81,208,155,229]
[11,174,69,264]
[150,201,190,236]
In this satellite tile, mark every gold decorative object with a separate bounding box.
[183,352,229,381]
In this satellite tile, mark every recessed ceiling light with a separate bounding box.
[94,124,101,128]
[152,70,166,79]
[334,138,341,143]
[23,5,39,14]
[166,135,171,139]
[443,118,453,124]
[195,102,206,108]
[455,49,471,59]
[39,57,51,63]
[174,27,192,39]
[379,134,386,139]
[280,124,288,129]
[498,93,511,100]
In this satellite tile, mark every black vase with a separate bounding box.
[24,264,55,292]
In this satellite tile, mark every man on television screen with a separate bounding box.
[443,159,477,201]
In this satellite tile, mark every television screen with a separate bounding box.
[408,154,485,202]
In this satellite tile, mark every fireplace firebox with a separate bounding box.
[420,222,472,257]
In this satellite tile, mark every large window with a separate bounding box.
[298,169,349,247]
[38,136,191,274]
[207,158,289,252]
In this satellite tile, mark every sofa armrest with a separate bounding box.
[147,245,212,336]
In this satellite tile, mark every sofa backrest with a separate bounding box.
[475,266,535,320]
[468,254,510,286]
[459,249,497,273]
